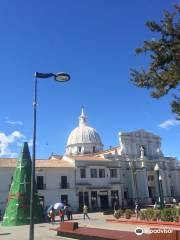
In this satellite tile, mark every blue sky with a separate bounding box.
[0,0,179,159]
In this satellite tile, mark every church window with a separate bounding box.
[99,169,105,178]
[124,191,128,199]
[78,146,82,153]
[110,169,117,178]
[80,168,86,178]
[61,176,68,188]
[91,169,97,178]
[37,176,44,190]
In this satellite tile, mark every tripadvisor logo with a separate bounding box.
[134,227,144,235]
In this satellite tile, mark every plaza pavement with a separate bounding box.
[0,212,179,240]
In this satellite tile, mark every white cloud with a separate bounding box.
[158,119,180,129]
[28,139,33,147]
[5,120,23,125]
[17,138,33,148]
[0,131,25,157]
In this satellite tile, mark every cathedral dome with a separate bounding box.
[66,109,103,155]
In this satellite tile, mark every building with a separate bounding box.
[0,109,180,212]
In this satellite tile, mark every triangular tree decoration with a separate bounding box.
[2,142,44,226]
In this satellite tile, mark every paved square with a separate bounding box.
[0,212,179,240]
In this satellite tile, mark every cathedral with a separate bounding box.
[0,109,180,212]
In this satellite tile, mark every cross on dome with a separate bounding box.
[66,108,103,155]
[79,107,87,127]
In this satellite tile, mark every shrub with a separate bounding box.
[139,211,146,220]
[152,210,161,221]
[174,216,179,222]
[144,209,154,221]
[160,208,176,222]
[125,209,133,219]
[176,208,180,217]
[114,209,124,219]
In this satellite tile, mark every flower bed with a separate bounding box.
[113,208,180,223]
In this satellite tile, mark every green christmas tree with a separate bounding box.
[2,142,44,226]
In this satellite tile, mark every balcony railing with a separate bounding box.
[37,184,46,190]
[59,183,70,189]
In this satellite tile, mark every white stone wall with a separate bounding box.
[136,169,149,202]
[0,167,79,212]
[170,170,180,197]
[119,129,162,157]
[75,165,120,186]
[0,168,14,212]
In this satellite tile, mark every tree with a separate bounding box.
[130,5,180,117]
[2,142,43,226]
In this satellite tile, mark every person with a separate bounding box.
[153,202,157,209]
[47,211,51,223]
[59,208,65,222]
[50,207,55,224]
[83,204,90,220]
[135,202,139,219]
[113,201,118,214]
[68,204,73,220]
[64,204,70,220]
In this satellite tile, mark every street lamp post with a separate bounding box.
[154,163,164,209]
[159,175,165,208]
[29,72,70,240]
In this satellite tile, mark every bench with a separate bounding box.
[51,221,180,240]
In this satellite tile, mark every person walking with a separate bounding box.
[113,201,118,215]
[83,204,90,220]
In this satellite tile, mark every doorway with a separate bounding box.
[100,195,109,210]
[61,194,68,204]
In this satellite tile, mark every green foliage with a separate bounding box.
[144,209,155,221]
[160,208,176,222]
[152,210,161,221]
[139,208,179,222]
[124,209,133,219]
[113,207,180,222]
[130,5,180,116]
[139,211,146,220]
[114,209,124,219]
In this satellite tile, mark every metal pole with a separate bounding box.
[156,170,163,209]
[29,76,37,240]
[159,178,164,208]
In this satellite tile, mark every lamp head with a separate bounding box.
[154,163,159,171]
[34,72,71,82]
[54,72,71,82]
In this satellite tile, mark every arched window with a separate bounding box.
[78,146,82,153]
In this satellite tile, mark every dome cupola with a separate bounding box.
[66,109,103,155]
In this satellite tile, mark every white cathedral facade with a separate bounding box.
[0,109,180,212]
